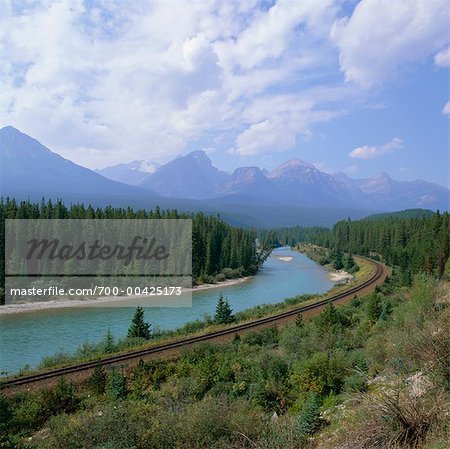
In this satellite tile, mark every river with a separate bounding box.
[0,247,334,375]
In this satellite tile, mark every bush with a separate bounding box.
[291,351,349,398]
[241,327,279,347]
[341,384,448,449]
[106,369,127,401]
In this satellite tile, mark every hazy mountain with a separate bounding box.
[266,158,347,206]
[217,167,280,199]
[337,172,449,211]
[97,160,160,185]
[1,126,448,228]
[0,126,160,204]
[139,150,229,198]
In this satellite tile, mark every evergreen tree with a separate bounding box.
[89,365,107,395]
[317,301,342,331]
[214,293,235,324]
[344,253,356,270]
[106,369,126,400]
[127,306,152,339]
[331,247,344,270]
[102,329,116,353]
[297,393,322,437]
[366,293,382,323]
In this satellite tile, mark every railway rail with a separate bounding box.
[1,257,387,391]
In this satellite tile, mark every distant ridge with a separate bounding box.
[363,209,435,220]
[0,125,161,201]
[1,126,449,227]
[102,148,449,212]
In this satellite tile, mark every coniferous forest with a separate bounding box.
[260,211,450,280]
[0,198,266,304]
[1,202,450,448]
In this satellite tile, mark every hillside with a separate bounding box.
[2,267,448,448]
[363,208,435,220]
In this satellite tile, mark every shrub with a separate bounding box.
[241,326,279,347]
[342,384,448,449]
[106,369,127,401]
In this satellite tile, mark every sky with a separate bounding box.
[1,0,449,187]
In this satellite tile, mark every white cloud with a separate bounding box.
[434,47,450,67]
[331,0,450,87]
[349,137,404,159]
[442,101,450,115]
[0,0,447,168]
[1,0,343,167]
[232,120,296,156]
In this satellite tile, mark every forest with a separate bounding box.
[1,204,449,448]
[261,210,450,281]
[0,198,267,304]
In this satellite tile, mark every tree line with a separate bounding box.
[0,198,265,303]
[261,211,450,280]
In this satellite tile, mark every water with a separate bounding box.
[0,247,334,375]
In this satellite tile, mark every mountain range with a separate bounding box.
[1,126,449,227]
[98,145,449,211]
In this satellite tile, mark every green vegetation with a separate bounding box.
[0,198,270,304]
[127,306,152,339]
[332,211,450,279]
[1,205,449,448]
[363,208,434,220]
[264,210,450,281]
[1,273,448,448]
[213,293,235,324]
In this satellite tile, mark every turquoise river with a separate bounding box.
[0,247,334,375]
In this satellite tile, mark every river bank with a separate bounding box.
[292,243,353,283]
[0,275,254,316]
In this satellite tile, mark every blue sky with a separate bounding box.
[1,0,449,186]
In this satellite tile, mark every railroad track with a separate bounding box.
[1,257,386,390]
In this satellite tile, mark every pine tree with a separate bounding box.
[106,369,126,400]
[366,293,382,323]
[214,293,235,324]
[102,329,116,353]
[127,306,151,339]
[331,247,344,270]
[344,253,356,270]
[317,301,341,331]
[89,365,107,395]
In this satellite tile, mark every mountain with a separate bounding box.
[1,126,448,228]
[0,126,161,204]
[337,172,450,211]
[139,150,229,199]
[266,158,350,206]
[97,160,160,185]
[218,167,281,199]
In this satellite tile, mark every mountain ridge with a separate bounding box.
[1,126,449,227]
